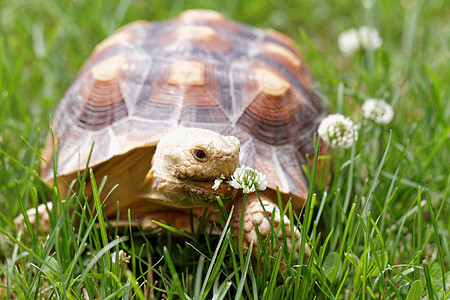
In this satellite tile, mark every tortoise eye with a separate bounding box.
[192,149,207,161]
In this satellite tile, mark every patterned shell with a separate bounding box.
[42,9,327,202]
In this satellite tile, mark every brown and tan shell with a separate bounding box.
[42,9,327,206]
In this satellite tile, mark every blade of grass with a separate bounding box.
[163,246,187,300]
[125,270,146,300]
[423,262,435,300]
[234,244,252,300]
[153,221,195,240]
[212,282,232,300]
[362,131,392,214]
[262,247,283,300]
[80,237,126,281]
[425,189,446,295]
[296,135,321,297]
[90,169,109,251]
[199,207,234,300]
[193,255,205,298]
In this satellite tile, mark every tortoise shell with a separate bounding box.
[42,9,327,205]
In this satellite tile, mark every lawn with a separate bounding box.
[0,0,449,298]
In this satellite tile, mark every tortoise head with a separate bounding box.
[150,127,240,207]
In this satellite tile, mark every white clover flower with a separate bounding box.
[338,26,383,55]
[362,98,394,125]
[212,174,226,190]
[227,166,267,194]
[338,28,361,56]
[318,114,358,149]
[212,179,222,190]
[111,250,130,265]
[358,26,382,50]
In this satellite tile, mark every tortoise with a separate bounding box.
[18,9,327,255]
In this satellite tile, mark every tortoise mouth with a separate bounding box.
[185,178,236,206]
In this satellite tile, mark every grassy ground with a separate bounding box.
[1,0,449,298]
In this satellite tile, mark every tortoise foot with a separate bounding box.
[14,202,53,234]
[234,195,309,260]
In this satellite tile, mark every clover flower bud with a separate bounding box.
[318,114,358,149]
[111,250,130,265]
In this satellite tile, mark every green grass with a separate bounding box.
[1,0,449,298]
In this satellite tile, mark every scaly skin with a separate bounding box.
[147,127,240,207]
